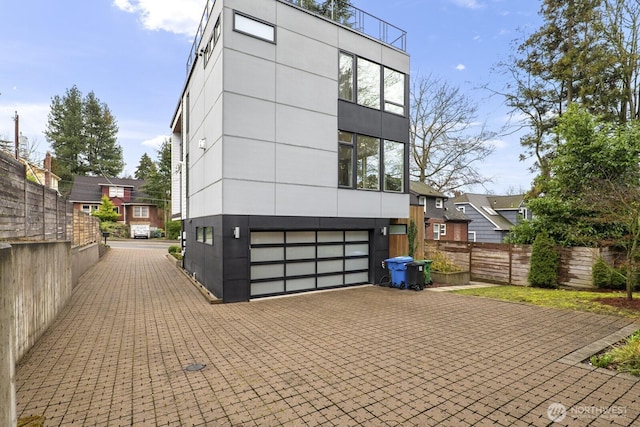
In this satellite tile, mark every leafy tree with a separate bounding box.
[45,85,124,191]
[410,73,495,194]
[528,231,559,288]
[508,105,640,247]
[135,153,157,180]
[92,195,120,223]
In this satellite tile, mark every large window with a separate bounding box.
[356,135,380,190]
[339,131,405,192]
[339,51,407,116]
[357,58,380,109]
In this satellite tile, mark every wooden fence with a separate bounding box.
[425,240,615,289]
[0,151,100,246]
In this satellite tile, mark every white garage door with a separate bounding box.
[250,230,370,297]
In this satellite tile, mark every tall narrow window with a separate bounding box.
[384,67,405,115]
[338,131,354,187]
[339,52,354,101]
[356,135,380,190]
[357,58,381,109]
[383,140,404,192]
[433,224,441,240]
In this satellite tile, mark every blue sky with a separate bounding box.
[0,0,541,193]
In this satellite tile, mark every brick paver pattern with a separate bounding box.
[15,247,640,426]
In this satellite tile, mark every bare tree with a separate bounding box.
[410,73,496,194]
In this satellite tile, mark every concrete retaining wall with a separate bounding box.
[0,243,16,427]
[72,243,99,287]
[11,241,72,362]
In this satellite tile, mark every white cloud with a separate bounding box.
[455,64,466,71]
[142,135,169,150]
[450,0,485,10]
[113,0,203,36]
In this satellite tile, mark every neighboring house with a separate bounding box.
[21,152,60,193]
[0,147,60,192]
[452,193,530,243]
[68,176,163,231]
[170,0,410,302]
[410,181,470,242]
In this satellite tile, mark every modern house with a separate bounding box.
[68,176,163,232]
[170,0,410,302]
[452,193,529,243]
[409,182,470,242]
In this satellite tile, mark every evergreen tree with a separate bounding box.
[135,153,157,180]
[83,91,123,177]
[45,85,124,190]
[45,86,85,183]
[92,195,120,223]
[141,139,171,210]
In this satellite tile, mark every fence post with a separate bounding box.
[0,243,16,427]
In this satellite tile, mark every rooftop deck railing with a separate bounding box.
[283,0,407,52]
[185,0,407,76]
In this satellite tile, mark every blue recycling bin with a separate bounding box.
[384,256,413,288]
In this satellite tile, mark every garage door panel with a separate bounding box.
[318,275,344,288]
[251,264,284,280]
[251,280,285,296]
[317,259,344,274]
[286,246,315,260]
[287,277,316,292]
[286,261,315,276]
[345,258,368,271]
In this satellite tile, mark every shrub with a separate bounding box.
[592,257,610,289]
[168,245,181,254]
[528,231,559,288]
[167,220,181,240]
[429,250,462,273]
[100,221,128,238]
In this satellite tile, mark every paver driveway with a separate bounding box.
[16,247,640,426]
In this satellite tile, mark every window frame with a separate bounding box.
[433,224,441,241]
[339,131,406,194]
[435,198,444,209]
[338,51,407,117]
[233,11,276,43]
[133,206,149,218]
[108,186,124,198]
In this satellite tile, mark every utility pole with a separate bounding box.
[13,111,19,160]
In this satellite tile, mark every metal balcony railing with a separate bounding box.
[283,0,407,52]
[186,0,407,76]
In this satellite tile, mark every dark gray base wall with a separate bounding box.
[183,215,390,303]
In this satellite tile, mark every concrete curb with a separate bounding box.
[165,254,222,304]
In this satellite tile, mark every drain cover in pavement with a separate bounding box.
[184,363,206,371]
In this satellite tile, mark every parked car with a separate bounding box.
[131,224,150,239]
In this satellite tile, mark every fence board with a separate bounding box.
[0,150,98,245]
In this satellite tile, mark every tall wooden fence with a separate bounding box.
[425,240,615,289]
[0,151,100,246]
